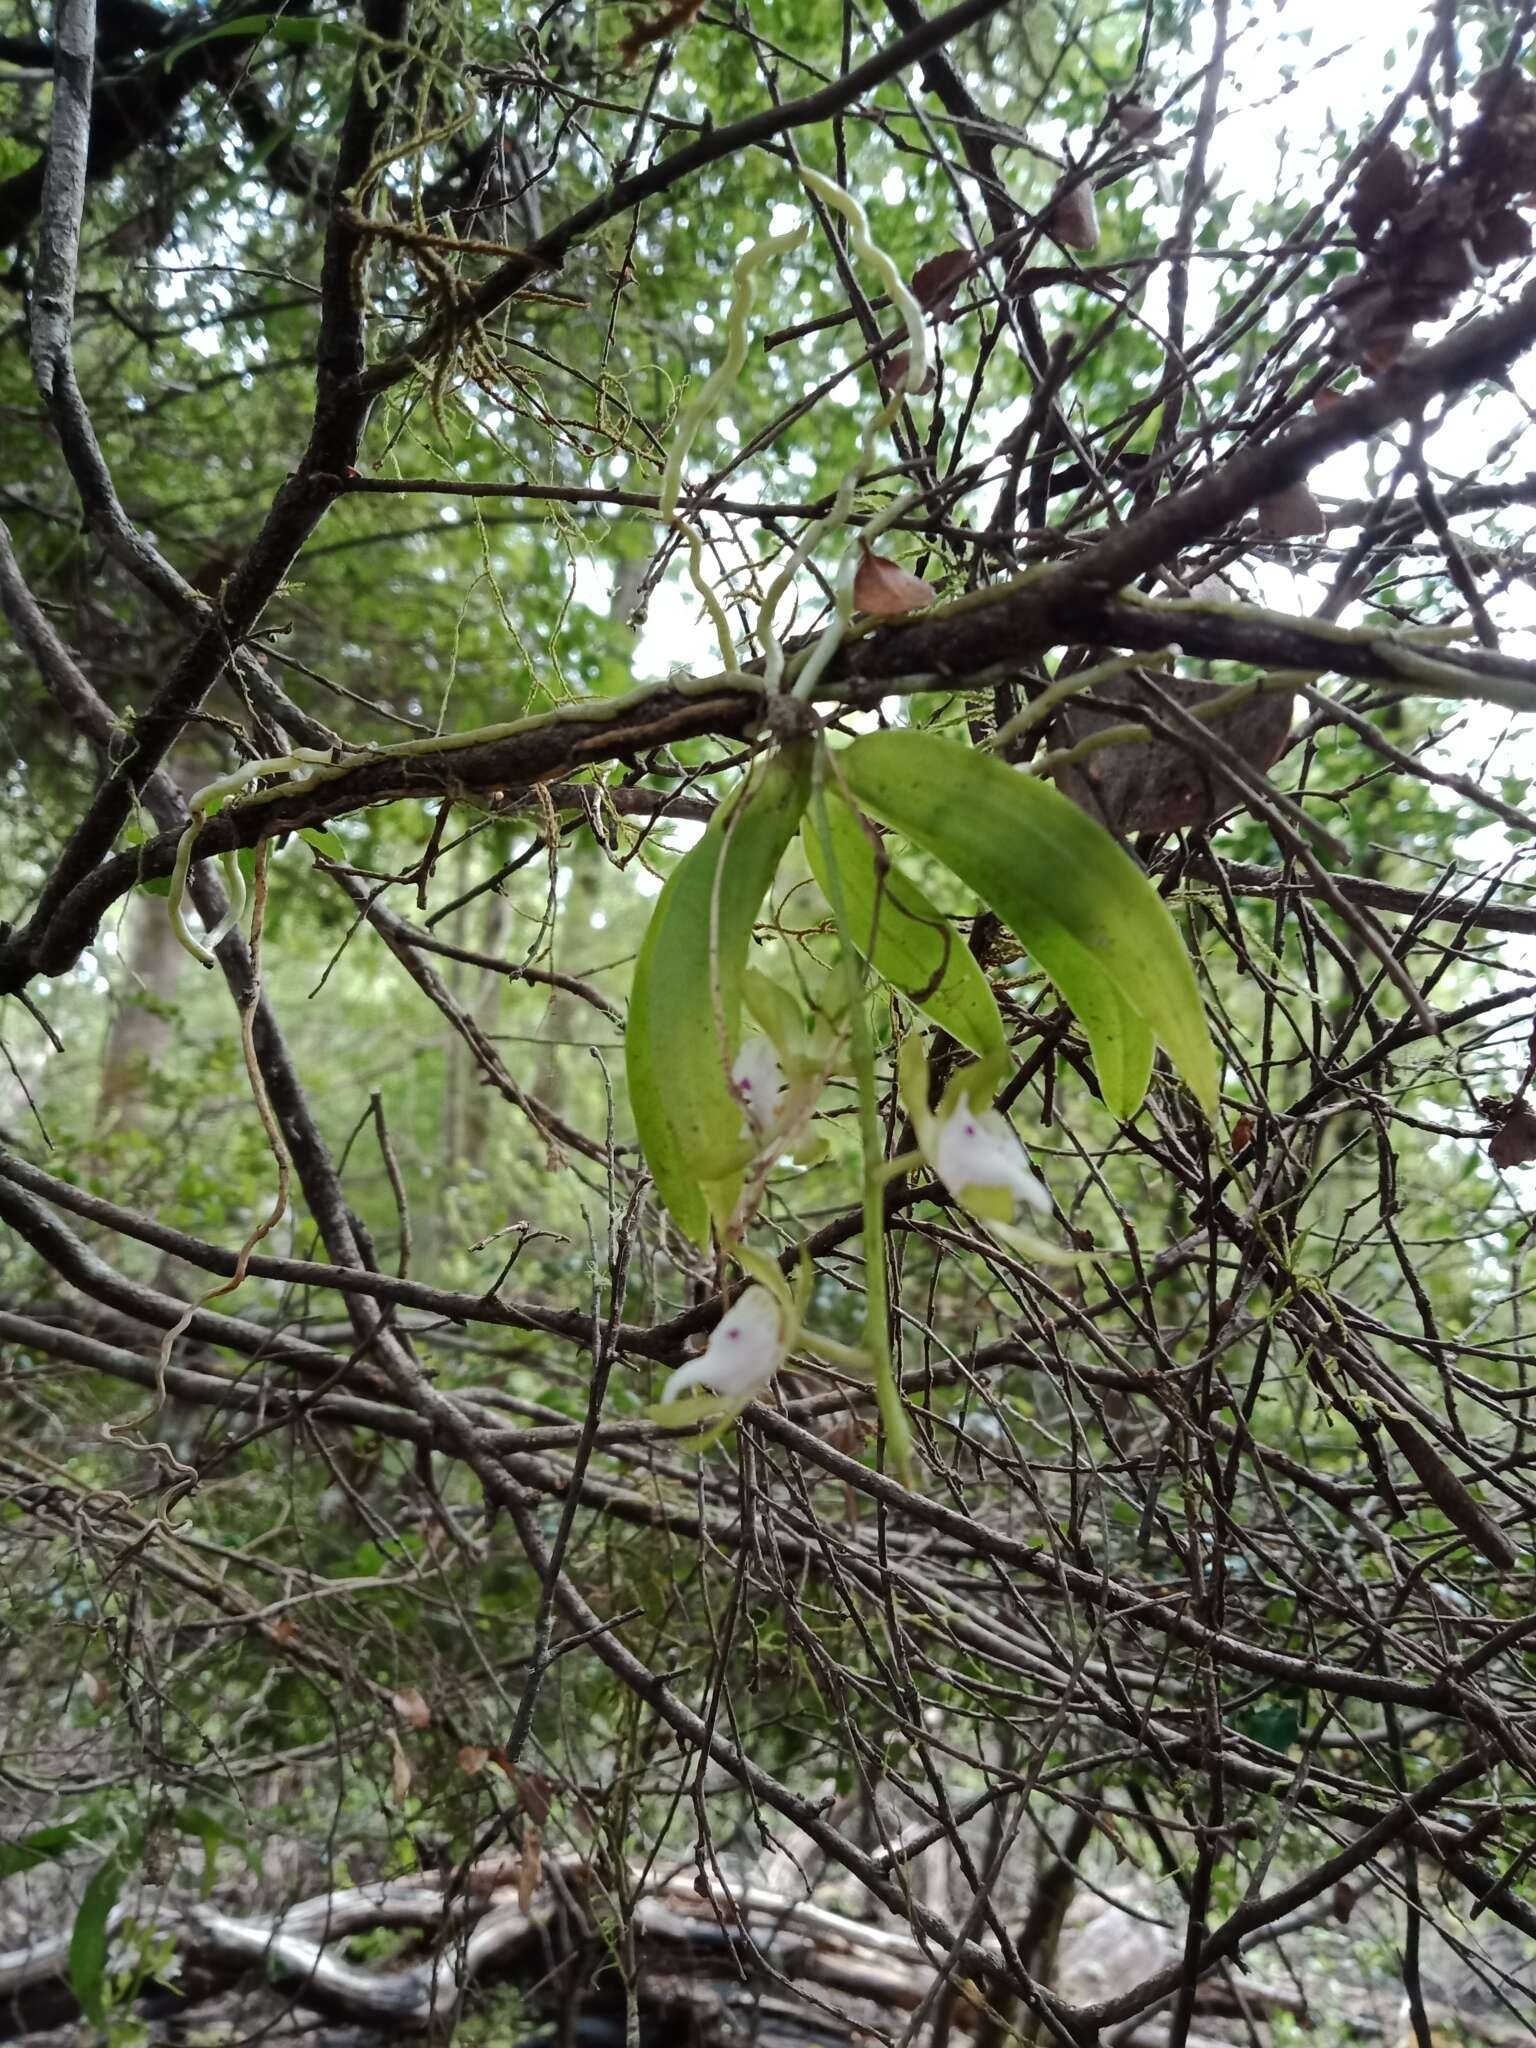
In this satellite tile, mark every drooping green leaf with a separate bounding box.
[803,791,1006,1057]
[300,827,348,861]
[0,1822,83,1878]
[69,1855,123,2026]
[627,742,812,1243]
[837,731,1218,1119]
[160,13,356,68]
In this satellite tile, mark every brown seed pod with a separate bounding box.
[1049,178,1099,251]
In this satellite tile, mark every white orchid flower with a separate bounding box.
[660,1284,787,1406]
[933,1102,1051,1216]
[647,1245,870,1450]
[897,1034,1084,1265]
[731,1035,787,1136]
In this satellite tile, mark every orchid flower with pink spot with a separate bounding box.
[647,1245,871,1450]
[897,1035,1083,1266]
[660,1284,786,1407]
[731,1035,787,1137]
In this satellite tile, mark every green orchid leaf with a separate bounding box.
[160,13,356,69]
[804,790,1006,1058]
[838,732,1217,1119]
[0,1822,83,1878]
[627,742,812,1243]
[69,1855,123,2026]
[742,966,807,1057]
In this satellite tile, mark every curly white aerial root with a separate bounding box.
[755,167,931,700]
[166,748,334,966]
[659,226,808,672]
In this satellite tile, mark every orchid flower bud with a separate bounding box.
[731,1034,787,1135]
[660,1285,787,1406]
[932,1102,1051,1217]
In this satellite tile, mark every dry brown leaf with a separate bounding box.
[82,1672,111,1709]
[618,0,703,64]
[877,348,936,397]
[1049,670,1296,835]
[910,248,972,319]
[1115,98,1161,140]
[392,1685,432,1729]
[852,547,934,617]
[1254,481,1326,538]
[1347,142,1416,242]
[458,1744,490,1775]
[1475,205,1532,266]
[517,1825,542,1912]
[1049,179,1099,251]
[269,1617,298,1646]
[389,1731,412,1806]
[1484,1095,1536,1168]
[494,1764,555,1825]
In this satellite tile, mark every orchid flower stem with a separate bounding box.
[798,1330,875,1375]
[810,749,913,1481]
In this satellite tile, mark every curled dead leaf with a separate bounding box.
[1347,143,1416,242]
[1254,481,1326,539]
[1115,98,1161,140]
[618,0,703,64]
[1049,179,1099,252]
[391,1685,432,1729]
[500,1765,554,1825]
[878,348,936,397]
[1474,206,1532,267]
[1481,1094,1536,1168]
[458,1744,491,1774]
[517,1824,543,1913]
[1048,670,1296,835]
[389,1731,412,1806]
[853,546,934,617]
[82,1672,111,1709]
[910,248,972,319]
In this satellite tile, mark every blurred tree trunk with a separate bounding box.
[96,886,186,1132]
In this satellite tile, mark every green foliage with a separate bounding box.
[802,789,1006,1057]
[70,1855,126,2028]
[626,739,812,1241]
[837,730,1218,1119]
